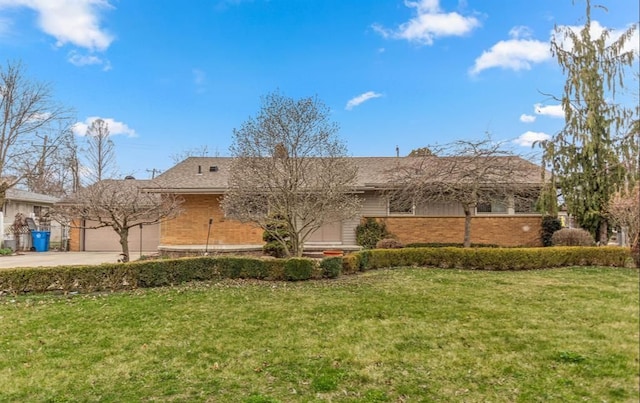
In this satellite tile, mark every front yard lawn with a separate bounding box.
[1,267,638,402]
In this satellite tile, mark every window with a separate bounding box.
[476,200,507,214]
[33,205,49,218]
[388,196,414,215]
[514,198,536,213]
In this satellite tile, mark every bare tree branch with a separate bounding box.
[0,60,74,201]
[221,92,360,256]
[54,179,183,262]
[388,137,543,247]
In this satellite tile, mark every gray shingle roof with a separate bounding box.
[6,188,60,204]
[145,156,544,193]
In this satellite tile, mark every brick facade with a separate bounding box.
[376,215,542,247]
[160,194,263,246]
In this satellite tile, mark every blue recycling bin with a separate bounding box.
[31,231,50,252]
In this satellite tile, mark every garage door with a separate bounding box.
[82,221,160,252]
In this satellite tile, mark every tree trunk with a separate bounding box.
[597,220,609,245]
[118,229,130,263]
[463,207,472,248]
[291,233,302,257]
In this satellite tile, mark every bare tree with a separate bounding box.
[84,118,117,183]
[55,179,183,262]
[608,182,639,267]
[0,60,74,203]
[24,129,79,196]
[388,137,542,247]
[169,145,214,165]
[221,92,361,257]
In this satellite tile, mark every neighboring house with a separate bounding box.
[0,188,61,250]
[143,156,545,255]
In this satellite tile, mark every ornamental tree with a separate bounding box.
[221,92,360,257]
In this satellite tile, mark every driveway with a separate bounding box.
[0,251,157,269]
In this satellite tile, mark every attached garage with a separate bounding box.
[80,221,160,253]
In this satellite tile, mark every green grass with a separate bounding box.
[0,267,638,402]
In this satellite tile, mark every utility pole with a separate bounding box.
[146,168,161,179]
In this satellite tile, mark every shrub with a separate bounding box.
[263,259,286,280]
[356,218,390,249]
[284,258,314,281]
[319,257,342,279]
[404,243,500,248]
[375,238,404,249]
[0,247,630,296]
[551,228,595,246]
[0,248,12,255]
[341,254,359,274]
[541,216,562,247]
[262,215,292,257]
[353,246,629,271]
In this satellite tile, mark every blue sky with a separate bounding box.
[1,0,638,178]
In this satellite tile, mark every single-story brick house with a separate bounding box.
[141,156,545,255]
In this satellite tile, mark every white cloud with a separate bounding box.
[373,0,480,45]
[471,20,639,75]
[0,0,114,51]
[67,50,111,70]
[513,131,551,147]
[73,117,136,137]
[534,103,564,118]
[554,20,639,56]
[520,114,536,123]
[470,27,550,75]
[345,91,382,111]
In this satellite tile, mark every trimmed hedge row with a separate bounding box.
[0,256,343,295]
[0,247,631,295]
[342,246,631,272]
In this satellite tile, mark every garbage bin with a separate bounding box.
[31,231,50,252]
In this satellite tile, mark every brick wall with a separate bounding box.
[376,215,542,247]
[161,194,264,245]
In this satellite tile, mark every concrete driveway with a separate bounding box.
[0,251,157,269]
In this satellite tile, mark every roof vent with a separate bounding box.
[124,175,135,180]
[197,165,202,175]
[209,166,218,172]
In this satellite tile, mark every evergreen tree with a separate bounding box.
[540,1,638,243]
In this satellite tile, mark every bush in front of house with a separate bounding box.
[284,258,315,281]
[353,246,630,271]
[356,218,390,249]
[0,256,295,295]
[541,216,563,247]
[375,238,404,249]
[0,246,631,296]
[404,242,500,248]
[262,214,292,258]
[319,257,342,278]
[551,228,595,246]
